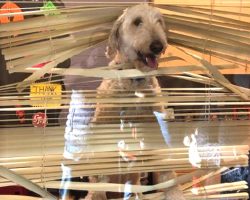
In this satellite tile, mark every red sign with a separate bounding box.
[32,112,48,127]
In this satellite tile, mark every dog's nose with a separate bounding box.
[150,40,163,54]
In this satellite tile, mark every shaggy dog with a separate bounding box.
[90,4,185,200]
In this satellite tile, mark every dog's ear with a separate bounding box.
[105,10,126,59]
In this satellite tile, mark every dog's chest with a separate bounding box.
[97,77,160,92]
[94,77,162,123]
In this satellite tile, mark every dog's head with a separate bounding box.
[106,4,168,72]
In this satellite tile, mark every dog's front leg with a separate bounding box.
[106,173,141,199]
[153,171,186,200]
[84,176,107,200]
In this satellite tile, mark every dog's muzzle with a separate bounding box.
[137,51,159,69]
[136,40,164,70]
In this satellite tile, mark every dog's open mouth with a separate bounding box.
[137,52,158,69]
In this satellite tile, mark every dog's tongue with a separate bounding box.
[146,56,158,69]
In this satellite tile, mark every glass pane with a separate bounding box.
[0,1,249,200]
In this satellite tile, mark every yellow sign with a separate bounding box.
[30,83,62,107]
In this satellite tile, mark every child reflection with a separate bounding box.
[60,90,93,200]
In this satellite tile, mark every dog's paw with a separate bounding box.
[83,191,107,200]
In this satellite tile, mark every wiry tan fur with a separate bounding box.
[89,4,185,200]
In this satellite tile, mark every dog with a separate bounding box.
[89,4,186,200]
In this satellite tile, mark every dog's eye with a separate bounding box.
[133,17,142,26]
[157,19,163,25]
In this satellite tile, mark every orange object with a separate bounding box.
[118,150,137,162]
[0,1,24,24]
